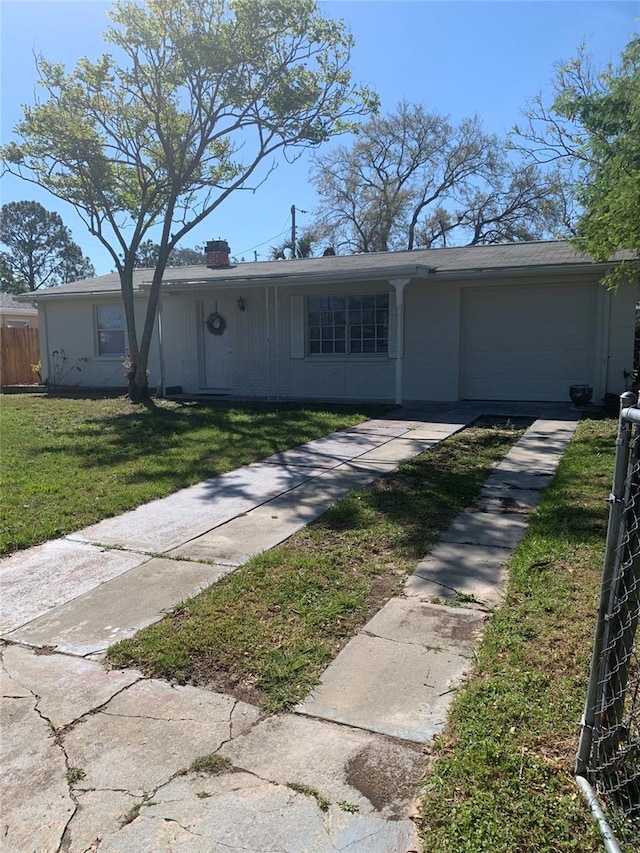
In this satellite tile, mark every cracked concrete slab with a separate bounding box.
[63,680,260,794]
[297,632,472,742]
[7,557,227,656]
[1,645,140,728]
[405,541,512,607]
[96,772,418,853]
[0,540,148,635]
[363,598,487,655]
[0,694,74,853]
[65,789,141,853]
[218,713,426,819]
[68,462,328,552]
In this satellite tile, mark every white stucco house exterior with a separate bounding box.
[21,240,637,405]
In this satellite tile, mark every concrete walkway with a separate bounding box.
[0,404,580,853]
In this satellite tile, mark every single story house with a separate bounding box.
[20,240,637,405]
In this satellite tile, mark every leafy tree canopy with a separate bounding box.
[134,240,205,268]
[512,35,639,285]
[2,0,376,400]
[0,200,95,291]
[310,102,568,254]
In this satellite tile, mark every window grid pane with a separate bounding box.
[307,294,388,355]
[97,304,125,356]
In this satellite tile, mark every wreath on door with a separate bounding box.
[205,310,226,336]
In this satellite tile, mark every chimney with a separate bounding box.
[206,239,230,268]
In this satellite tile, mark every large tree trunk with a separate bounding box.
[128,249,171,404]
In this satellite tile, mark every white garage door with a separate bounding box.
[460,282,597,401]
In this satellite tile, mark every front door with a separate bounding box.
[202,299,233,391]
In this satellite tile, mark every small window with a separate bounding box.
[307,294,388,355]
[6,320,30,328]
[96,304,125,356]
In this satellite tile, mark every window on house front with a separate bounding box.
[307,294,389,355]
[6,320,30,328]
[96,304,125,356]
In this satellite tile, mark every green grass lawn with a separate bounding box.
[0,394,387,554]
[1,393,619,849]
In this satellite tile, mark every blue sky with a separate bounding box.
[1,0,638,274]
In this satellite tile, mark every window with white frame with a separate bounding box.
[96,304,125,356]
[307,294,389,355]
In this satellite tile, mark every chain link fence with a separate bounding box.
[577,392,640,852]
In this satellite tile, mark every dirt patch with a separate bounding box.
[345,742,427,820]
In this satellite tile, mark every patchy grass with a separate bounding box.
[107,419,526,712]
[188,753,232,775]
[418,417,617,853]
[0,394,387,554]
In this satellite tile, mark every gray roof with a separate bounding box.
[17,240,637,301]
[0,291,38,312]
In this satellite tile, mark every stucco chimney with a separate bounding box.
[206,240,230,268]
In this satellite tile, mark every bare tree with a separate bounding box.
[311,102,568,253]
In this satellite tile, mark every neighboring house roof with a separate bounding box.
[0,291,38,315]
[16,240,637,301]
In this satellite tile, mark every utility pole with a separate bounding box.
[290,205,308,259]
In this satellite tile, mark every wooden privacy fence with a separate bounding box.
[0,327,40,386]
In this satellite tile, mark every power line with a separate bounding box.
[236,217,292,257]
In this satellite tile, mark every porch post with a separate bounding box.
[390,277,410,405]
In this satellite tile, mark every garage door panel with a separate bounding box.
[461,283,596,401]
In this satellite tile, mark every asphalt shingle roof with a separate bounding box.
[0,291,38,311]
[18,240,636,300]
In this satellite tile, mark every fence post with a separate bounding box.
[576,391,636,777]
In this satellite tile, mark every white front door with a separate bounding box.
[202,299,233,391]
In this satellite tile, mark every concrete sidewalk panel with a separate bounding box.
[0,540,148,635]
[63,680,260,794]
[218,713,425,819]
[68,463,327,552]
[7,557,227,656]
[264,430,390,468]
[356,436,438,464]
[297,633,472,742]
[404,422,468,440]
[1,693,74,853]
[406,542,511,607]
[484,468,554,491]
[1,645,140,728]
[440,509,529,549]
[170,461,396,564]
[96,772,418,853]
[345,418,429,437]
[476,485,544,511]
[364,598,486,655]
